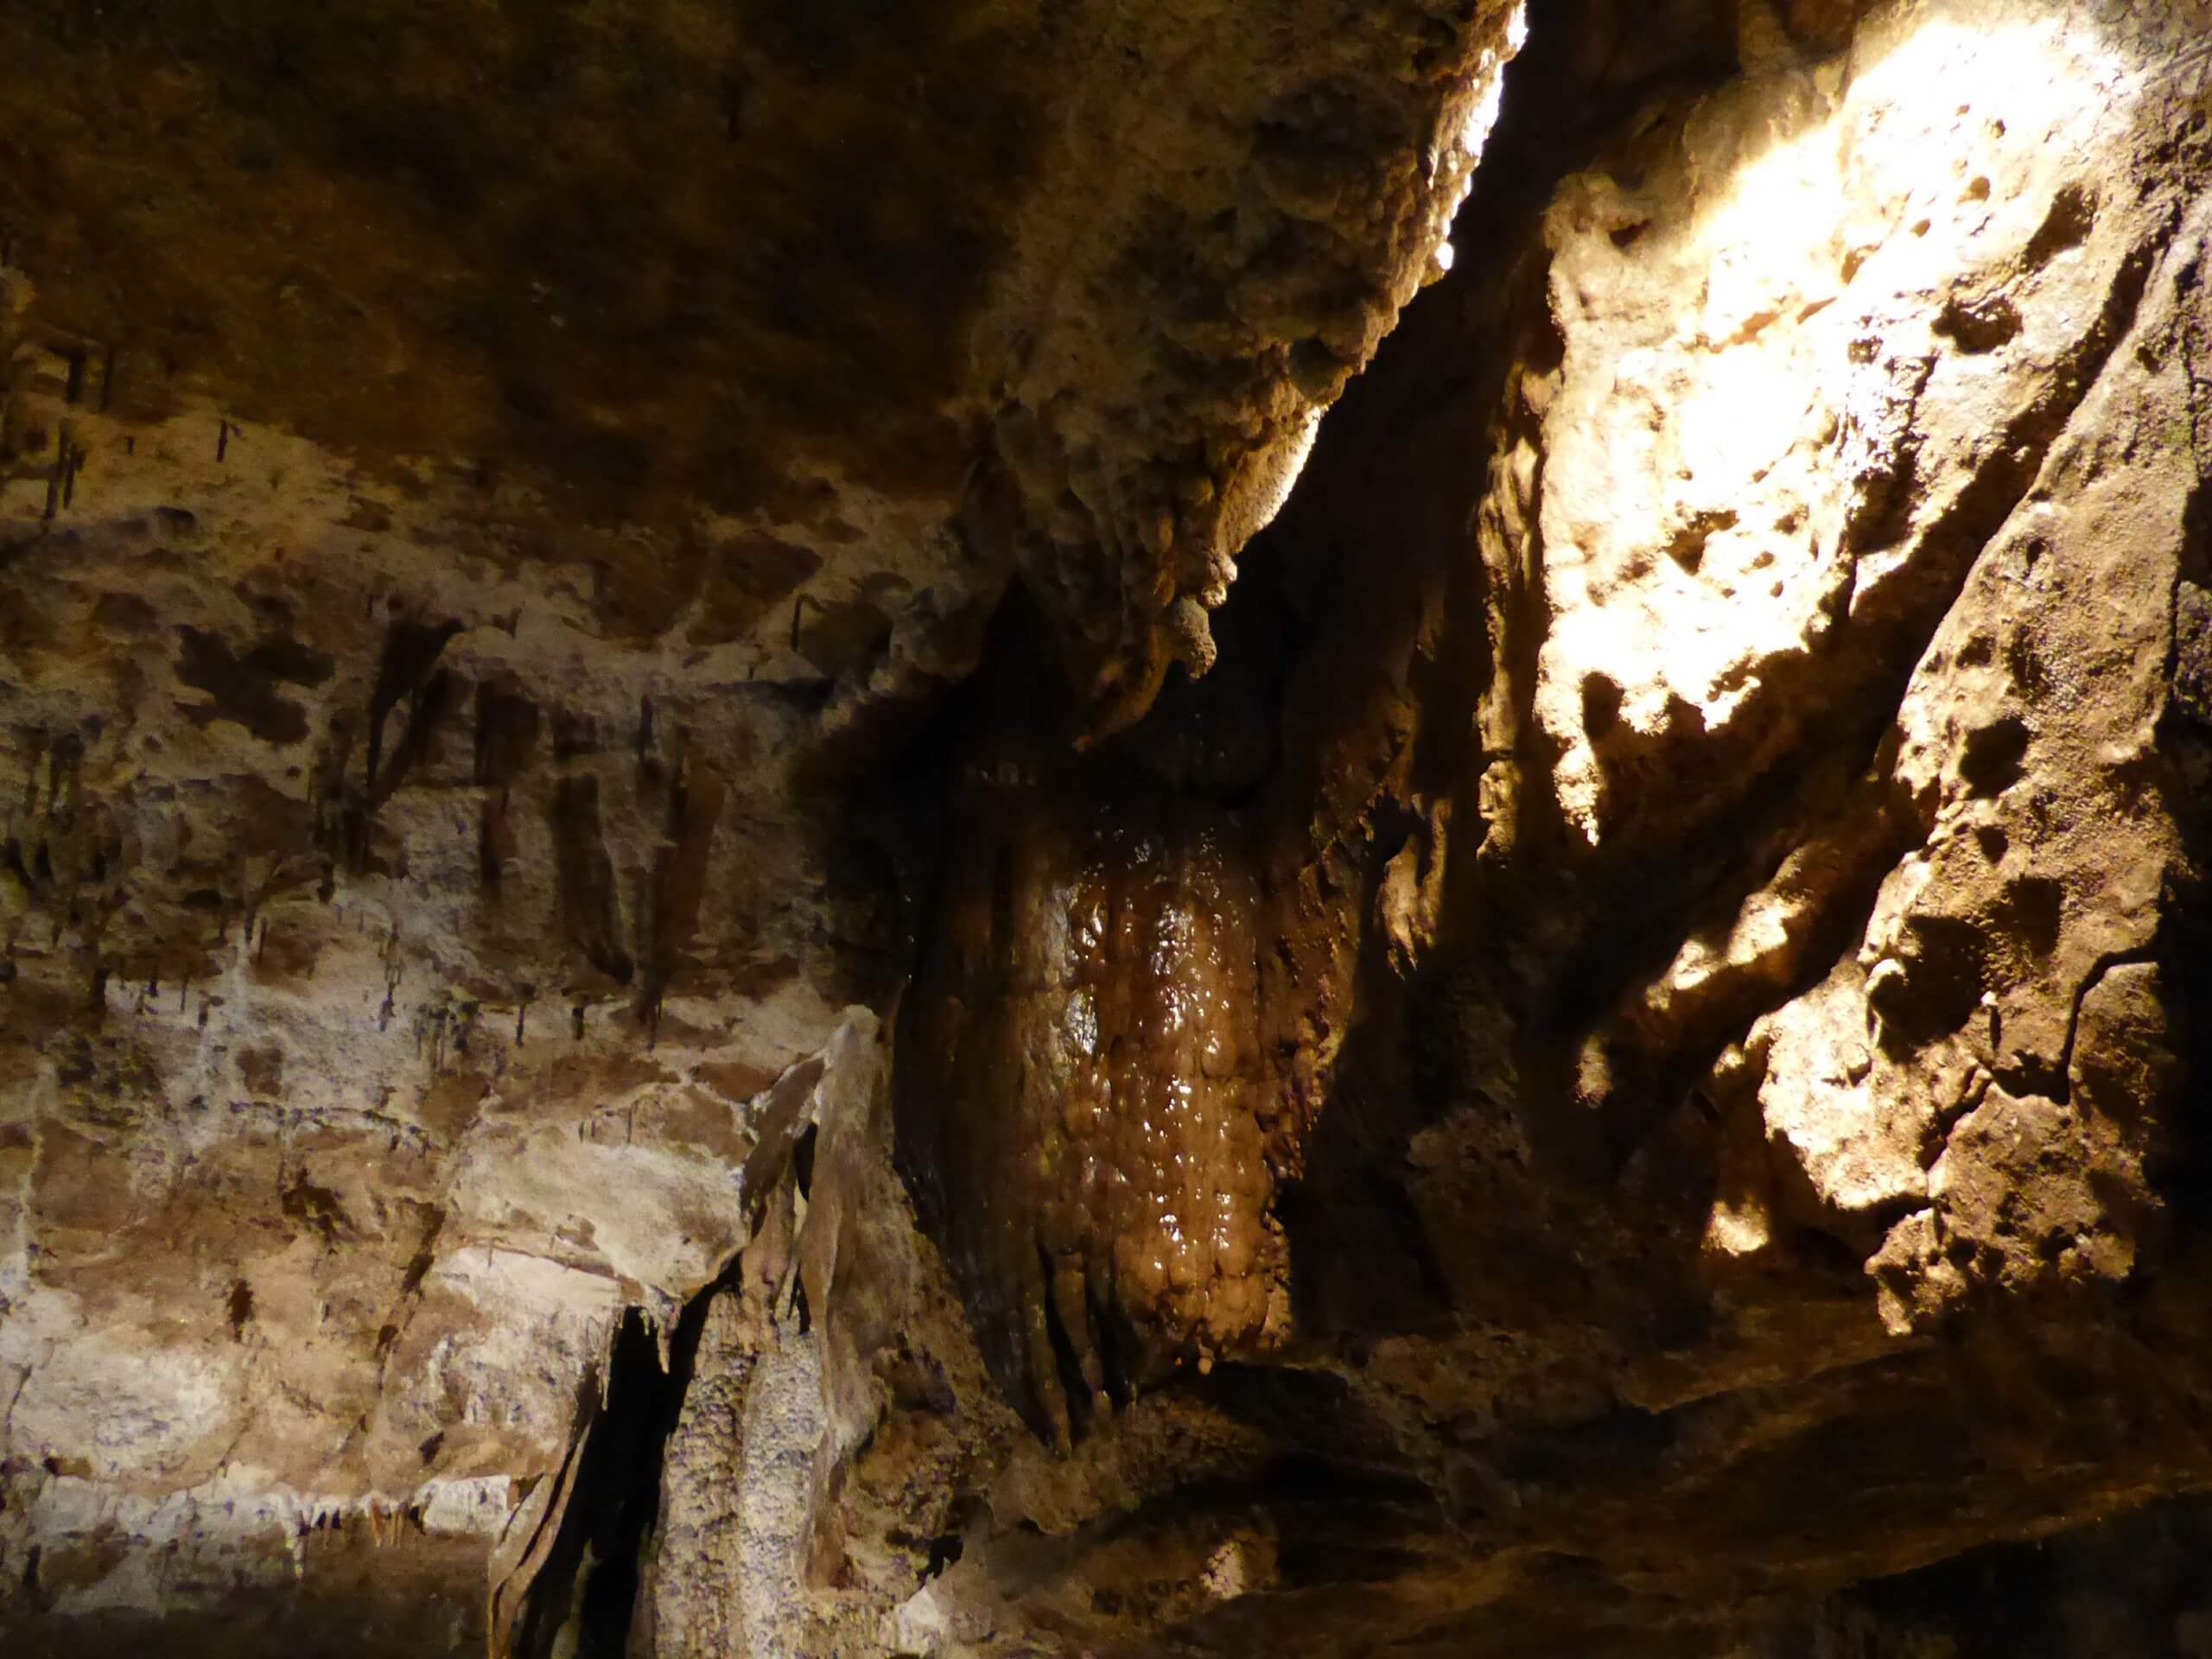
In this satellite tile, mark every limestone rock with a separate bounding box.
[7,0,2212,1655]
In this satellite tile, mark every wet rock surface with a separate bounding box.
[898,688,1282,1449]
[8,0,2212,1655]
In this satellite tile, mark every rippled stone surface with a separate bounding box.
[896,766,1281,1447]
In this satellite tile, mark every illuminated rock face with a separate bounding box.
[1511,0,2207,1337]
[896,765,1281,1448]
[11,0,2212,1655]
[1529,4,2176,853]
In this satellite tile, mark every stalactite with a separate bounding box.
[896,727,1286,1447]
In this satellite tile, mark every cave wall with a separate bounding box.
[846,2,2212,1652]
[7,0,2212,1655]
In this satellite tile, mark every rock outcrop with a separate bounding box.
[6,0,2212,1656]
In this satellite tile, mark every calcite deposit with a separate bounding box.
[7,0,2212,1656]
[897,718,1281,1448]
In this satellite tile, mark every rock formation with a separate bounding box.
[5,0,2212,1655]
[896,652,1284,1450]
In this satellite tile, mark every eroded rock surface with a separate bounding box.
[871,1,2212,1653]
[975,0,1525,730]
[8,0,2212,1656]
[898,717,1282,1448]
[0,0,1522,733]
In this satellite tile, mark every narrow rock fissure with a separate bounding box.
[512,1287,721,1659]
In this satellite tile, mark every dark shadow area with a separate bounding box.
[1,1535,490,1659]
[1783,1491,2212,1658]
[512,1295,715,1659]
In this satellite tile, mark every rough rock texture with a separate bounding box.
[0,0,1521,733]
[9,0,2212,1656]
[0,0,1519,1645]
[897,682,1283,1448]
[971,0,1523,731]
[0,358,871,1646]
[861,1,2212,1652]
